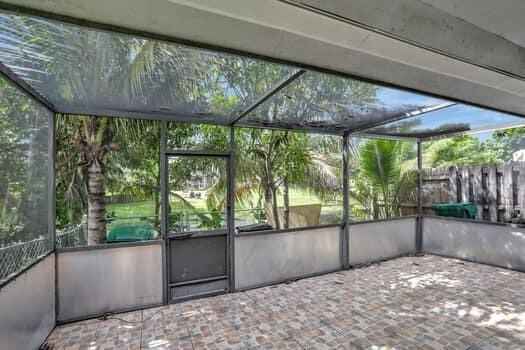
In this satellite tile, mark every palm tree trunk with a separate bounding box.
[283,178,290,229]
[271,185,280,229]
[372,194,379,220]
[86,160,107,245]
[263,186,275,227]
[382,187,390,218]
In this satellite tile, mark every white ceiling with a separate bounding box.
[422,0,525,48]
[289,0,525,81]
[2,0,525,118]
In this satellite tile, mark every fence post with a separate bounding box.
[487,165,497,221]
[472,166,483,219]
[502,163,513,221]
[449,166,458,202]
[460,167,470,203]
[519,162,525,221]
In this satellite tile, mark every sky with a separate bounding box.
[375,88,525,140]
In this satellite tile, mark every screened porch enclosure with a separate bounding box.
[0,7,524,350]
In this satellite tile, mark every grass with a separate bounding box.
[106,201,157,218]
[106,188,341,219]
[106,188,343,231]
[241,188,323,207]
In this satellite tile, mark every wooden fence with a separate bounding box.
[422,161,525,222]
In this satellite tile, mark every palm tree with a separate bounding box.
[351,138,416,219]
[59,116,116,244]
[27,22,209,243]
[204,128,343,229]
[202,62,378,229]
[56,115,161,244]
[278,132,342,228]
[2,14,383,237]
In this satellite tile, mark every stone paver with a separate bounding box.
[44,255,524,349]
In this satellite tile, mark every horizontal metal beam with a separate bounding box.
[364,128,462,140]
[237,121,344,136]
[55,105,231,125]
[56,239,163,253]
[349,215,417,225]
[235,223,342,237]
[168,229,228,239]
[351,132,420,142]
[0,62,55,111]
[164,149,230,157]
[169,275,227,288]
[230,69,306,125]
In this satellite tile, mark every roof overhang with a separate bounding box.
[1,0,525,120]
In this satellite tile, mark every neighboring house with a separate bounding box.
[513,149,525,161]
[185,172,217,191]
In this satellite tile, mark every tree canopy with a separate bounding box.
[424,135,500,168]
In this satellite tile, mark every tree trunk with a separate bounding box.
[283,179,290,229]
[263,186,275,228]
[271,185,280,229]
[372,194,379,220]
[154,174,160,227]
[86,160,107,245]
[382,187,391,218]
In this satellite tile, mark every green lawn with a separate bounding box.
[106,201,157,218]
[107,187,341,219]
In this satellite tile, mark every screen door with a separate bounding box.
[165,154,229,301]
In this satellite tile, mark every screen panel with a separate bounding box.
[55,115,161,248]
[0,13,293,123]
[365,104,525,139]
[239,71,445,133]
[234,127,343,230]
[422,128,525,223]
[349,136,418,221]
[166,122,229,152]
[0,74,50,282]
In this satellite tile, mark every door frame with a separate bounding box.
[161,148,233,303]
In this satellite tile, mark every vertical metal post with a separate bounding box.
[342,134,350,269]
[160,121,168,303]
[416,141,423,252]
[50,113,58,321]
[48,113,56,251]
[227,126,236,292]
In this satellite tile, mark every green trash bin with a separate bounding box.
[431,203,478,219]
[106,223,155,243]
